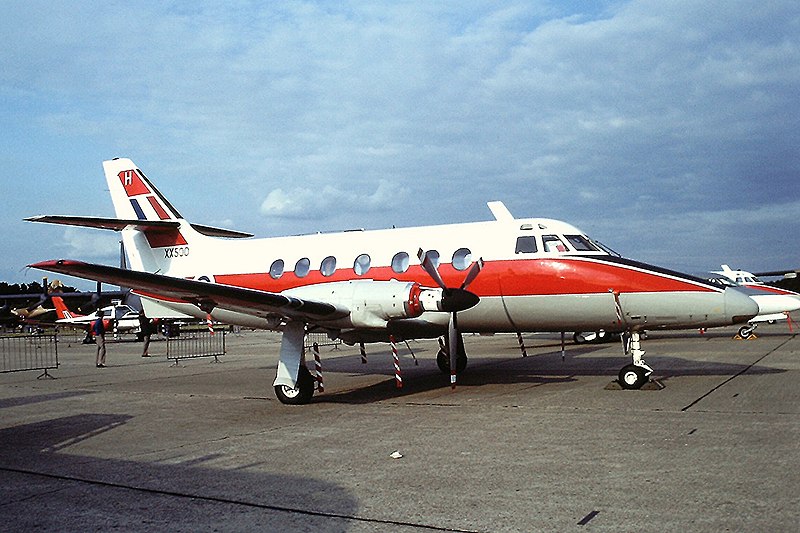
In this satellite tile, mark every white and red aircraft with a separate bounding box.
[51,295,141,334]
[709,265,800,338]
[27,158,758,403]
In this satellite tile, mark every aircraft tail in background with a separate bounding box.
[51,295,81,321]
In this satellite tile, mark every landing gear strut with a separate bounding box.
[618,331,652,389]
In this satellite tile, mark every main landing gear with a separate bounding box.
[274,365,316,405]
[617,330,653,389]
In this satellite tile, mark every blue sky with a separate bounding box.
[2,1,798,290]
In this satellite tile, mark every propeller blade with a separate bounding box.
[448,313,458,389]
[460,257,484,290]
[417,248,446,290]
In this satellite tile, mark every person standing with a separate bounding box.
[139,312,153,357]
[93,311,107,367]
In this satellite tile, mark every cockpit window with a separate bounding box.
[564,235,599,252]
[515,236,538,254]
[542,235,567,253]
[591,239,622,257]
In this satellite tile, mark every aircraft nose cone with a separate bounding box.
[725,288,759,324]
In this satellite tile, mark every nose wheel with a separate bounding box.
[737,324,757,339]
[618,364,649,389]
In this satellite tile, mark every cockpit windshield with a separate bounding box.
[590,239,622,257]
[564,235,600,252]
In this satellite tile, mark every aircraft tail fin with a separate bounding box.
[103,158,183,222]
[100,158,202,273]
[51,295,80,320]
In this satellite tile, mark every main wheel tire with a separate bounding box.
[274,365,315,405]
[618,364,648,389]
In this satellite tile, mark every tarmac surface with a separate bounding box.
[1,320,798,532]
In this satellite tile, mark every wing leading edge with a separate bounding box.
[28,260,347,323]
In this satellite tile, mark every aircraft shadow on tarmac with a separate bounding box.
[0,414,360,531]
[0,390,95,409]
[312,344,785,405]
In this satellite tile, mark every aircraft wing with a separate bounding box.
[29,260,348,323]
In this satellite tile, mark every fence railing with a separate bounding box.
[166,327,225,365]
[0,333,59,378]
[304,332,341,351]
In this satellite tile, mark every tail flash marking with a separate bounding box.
[147,196,171,220]
[144,230,188,248]
[130,198,147,220]
[119,170,150,196]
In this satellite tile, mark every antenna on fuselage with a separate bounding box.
[487,201,514,221]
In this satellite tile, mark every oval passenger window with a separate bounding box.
[295,258,310,278]
[391,252,409,273]
[354,254,371,275]
[452,248,472,271]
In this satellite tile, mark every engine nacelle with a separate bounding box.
[283,280,446,329]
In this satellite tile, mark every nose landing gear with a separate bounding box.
[617,331,653,390]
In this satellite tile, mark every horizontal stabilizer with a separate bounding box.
[26,215,179,232]
[189,223,253,239]
[26,215,253,238]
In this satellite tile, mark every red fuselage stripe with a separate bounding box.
[742,283,800,296]
[212,257,717,298]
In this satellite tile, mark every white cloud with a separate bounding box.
[61,227,121,262]
[260,180,408,219]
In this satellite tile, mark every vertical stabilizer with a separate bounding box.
[52,296,79,320]
[103,158,183,222]
[102,158,199,274]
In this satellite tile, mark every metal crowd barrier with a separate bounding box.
[304,331,341,351]
[166,326,226,365]
[0,333,59,378]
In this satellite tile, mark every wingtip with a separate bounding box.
[28,259,78,269]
